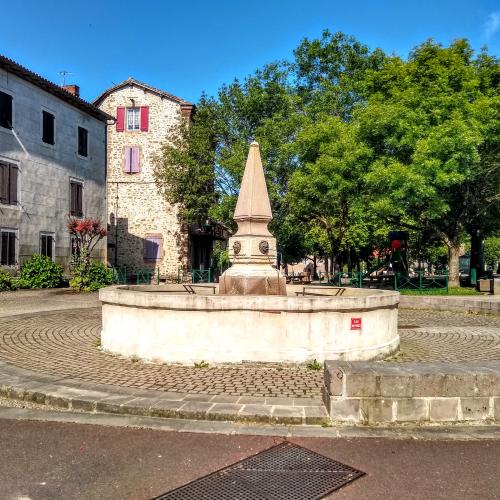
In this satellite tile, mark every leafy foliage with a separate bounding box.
[19,255,63,289]
[69,261,113,292]
[0,270,16,291]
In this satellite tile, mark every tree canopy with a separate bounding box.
[154,31,500,283]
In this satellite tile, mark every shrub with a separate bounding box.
[70,260,113,292]
[0,269,16,291]
[19,255,63,289]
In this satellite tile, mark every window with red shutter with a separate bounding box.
[116,107,125,132]
[140,106,149,131]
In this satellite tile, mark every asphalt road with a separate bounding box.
[0,418,499,500]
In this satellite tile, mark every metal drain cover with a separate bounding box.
[153,441,365,500]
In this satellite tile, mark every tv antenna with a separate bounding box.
[58,70,72,85]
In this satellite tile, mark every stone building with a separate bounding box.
[94,78,227,280]
[0,55,109,271]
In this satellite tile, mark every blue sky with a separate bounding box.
[2,0,499,104]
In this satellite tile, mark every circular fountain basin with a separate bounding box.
[99,285,399,364]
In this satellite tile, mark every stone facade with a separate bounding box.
[94,79,194,279]
[0,56,108,271]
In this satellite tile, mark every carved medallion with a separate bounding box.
[259,240,269,254]
[233,241,241,255]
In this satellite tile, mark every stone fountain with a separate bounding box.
[100,142,399,364]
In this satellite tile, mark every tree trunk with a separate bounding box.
[448,242,461,287]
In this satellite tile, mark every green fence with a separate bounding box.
[394,271,448,292]
[191,268,212,283]
[112,267,160,285]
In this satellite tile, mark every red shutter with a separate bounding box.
[116,107,125,132]
[140,106,149,132]
[131,147,140,172]
[9,165,18,204]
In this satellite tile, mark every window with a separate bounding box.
[42,110,55,145]
[0,229,16,265]
[0,91,13,129]
[40,233,54,260]
[70,180,83,217]
[144,235,162,261]
[123,147,140,173]
[78,127,88,157]
[116,106,148,132]
[126,108,140,131]
[0,162,18,205]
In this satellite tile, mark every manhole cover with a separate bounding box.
[153,441,365,499]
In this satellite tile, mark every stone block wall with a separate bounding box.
[96,83,191,276]
[324,360,500,424]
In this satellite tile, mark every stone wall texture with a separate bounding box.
[96,83,190,278]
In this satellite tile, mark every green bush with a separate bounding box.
[19,255,63,289]
[70,261,113,292]
[0,269,16,291]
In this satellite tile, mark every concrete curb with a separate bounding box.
[399,295,500,314]
[0,360,328,426]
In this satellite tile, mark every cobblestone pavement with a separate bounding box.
[0,307,498,398]
[0,308,323,399]
[388,309,500,362]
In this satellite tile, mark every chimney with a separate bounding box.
[63,84,80,97]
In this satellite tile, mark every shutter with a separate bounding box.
[9,165,18,205]
[77,184,83,216]
[131,147,140,173]
[8,232,15,265]
[0,163,7,204]
[70,182,75,215]
[0,232,7,264]
[116,107,125,132]
[140,106,149,132]
[145,237,161,260]
[123,147,131,173]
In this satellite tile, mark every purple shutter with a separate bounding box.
[123,147,131,173]
[145,236,161,260]
[131,147,140,173]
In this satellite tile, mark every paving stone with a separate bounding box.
[210,394,240,403]
[303,405,329,425]
[429,398,459,422]
[71,398,96,412]
[238,404,272,423]
[460,397,490,420]
[95,396,137,414]
[177,401,213,419]
[206,403,243,421]
[396,398,428,422]
[149,399,184,418]
[271,406,304,424]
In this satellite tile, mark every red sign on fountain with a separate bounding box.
[351,318,362,330]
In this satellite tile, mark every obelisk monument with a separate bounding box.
[219,142,287,295]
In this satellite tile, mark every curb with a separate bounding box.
[0,360,328,426]
[399,296,500,315]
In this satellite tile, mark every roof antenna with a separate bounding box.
[58,70,72,86]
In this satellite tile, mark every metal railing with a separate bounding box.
[191,268,212,283]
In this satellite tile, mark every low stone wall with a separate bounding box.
[399,295,500,314]
[324,361,500,424]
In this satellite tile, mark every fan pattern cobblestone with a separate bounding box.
[0,307,498,398]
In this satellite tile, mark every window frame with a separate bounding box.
[144,233,163,262]
[0,89,14,131]
[69,178,84,218]
[77,126,89,158]
[39,232,55,262]
[41,109,56,146]
[0,228,17,266]
[126,107,140,131]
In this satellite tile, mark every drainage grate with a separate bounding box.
[153,441,365,500]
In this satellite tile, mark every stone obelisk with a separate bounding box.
[219,142,287,296]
